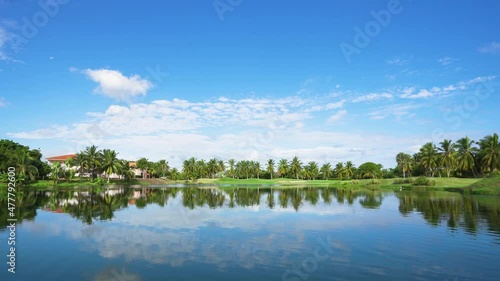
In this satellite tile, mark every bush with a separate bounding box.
[393,178,414,184]
[368,179,381,185]
[413,177,436,186]
[351,180,359,184]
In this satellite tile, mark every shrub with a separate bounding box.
[413,177,436,186]
[393,178,414,184]
[351,180,359,184]
[368,179,381,185]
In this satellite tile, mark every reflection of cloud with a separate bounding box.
[94,267,142,281]
[21,193,399,271]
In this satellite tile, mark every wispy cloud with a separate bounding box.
[438,56,458,66]
[0,26,23,64]
[399,76,496,99]
[386,57,408,66]
[0,97,8,108]
[478,42,500,55]
[352,93,392,103]
[368,103,421,120]
[327,110,347,123]
[83,68,154,101]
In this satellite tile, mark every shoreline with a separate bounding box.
[2,176,499,196]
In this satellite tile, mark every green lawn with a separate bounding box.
[2,176,499,195]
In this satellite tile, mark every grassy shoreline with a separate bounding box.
[2,176,499,195]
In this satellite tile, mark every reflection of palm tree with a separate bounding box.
[359,191,383,209]
[266,190,275,209]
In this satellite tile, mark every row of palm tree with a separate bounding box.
[179,156,360,180]
[396,133,500,178]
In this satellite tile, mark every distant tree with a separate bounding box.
[320,163,332,180]
[267,159,275,179]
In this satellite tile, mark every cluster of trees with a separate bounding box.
[396,133,500,178]
[0,140,51,183]
[65,146,172,183]
[179,156,387,180]
[1,132,497,185]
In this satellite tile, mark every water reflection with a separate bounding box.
[1,186,499,236]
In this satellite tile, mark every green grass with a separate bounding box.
[464,176,500,195]
[2,176,498,195]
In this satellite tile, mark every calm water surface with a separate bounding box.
[1,186,499,281]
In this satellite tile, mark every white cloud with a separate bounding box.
[305,99,345,112]
[0,26,23,63]
[478,42,500,55]
[0,97,7,107]
[399,76,497,99]
[352,93,392,103]
[386,57,408,66]
[438,56,458,66]
[367,103,421,121]
[327,110,347,123]
[83,68,153,101]
[69,66,79,72]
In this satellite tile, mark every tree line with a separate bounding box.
[0,132,498,184]
[396,133,499,178]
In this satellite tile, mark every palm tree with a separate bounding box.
[218,160,225,177]
[208,158,218,179]
[15,150,38,181]
[83,145,102,182]
[183,157,197,180]
[157,160,170,178]
[170,168,180,180]
[478,133,500,177]
[306,161,319,180]
[320,163,332,180]
[420,142,439,177]
[71,153,87,179]
[335,162,344,179]
[254,161,261,179]
[454,136,477,177]
[278,159,289,178]
[267,159,275,179]
[396,153,412,178]
[118,160,135,181]
[344,161,355,179]
[290,156,302,180]
[227,159,236,178]
[438,139,455,178]
[101,149,121,183]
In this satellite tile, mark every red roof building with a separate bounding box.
[46,154,76,163]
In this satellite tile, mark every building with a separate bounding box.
[46,154,77,169]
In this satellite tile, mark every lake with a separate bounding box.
[1,186,499,281]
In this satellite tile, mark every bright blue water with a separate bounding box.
[0,187,499,281]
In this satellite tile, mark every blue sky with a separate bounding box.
[0,0,499,168]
